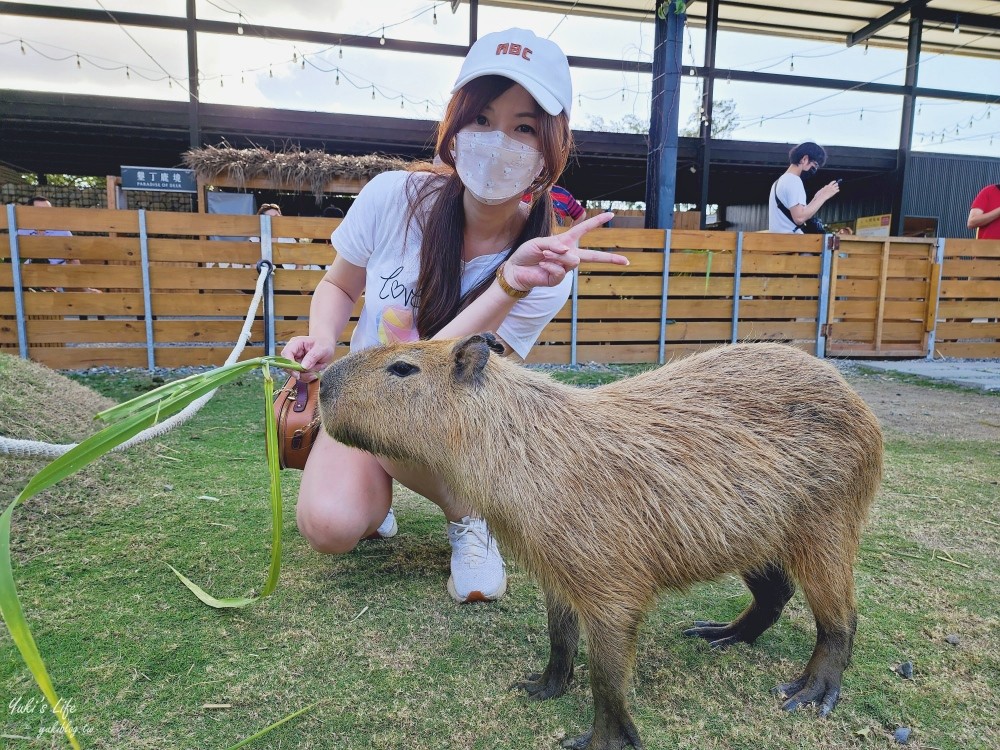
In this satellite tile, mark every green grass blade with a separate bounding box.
[226,700,323,750]
[0,502,82,750]
[260,364,283,598]
[167,565,256,609]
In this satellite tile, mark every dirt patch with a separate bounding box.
[834,364,1000,441]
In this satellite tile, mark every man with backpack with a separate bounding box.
[768,142,840,233]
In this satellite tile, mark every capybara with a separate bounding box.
[318,336,883,750]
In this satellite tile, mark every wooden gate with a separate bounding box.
[824,236,941,357]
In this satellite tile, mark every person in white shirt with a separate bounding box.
[768,142,840,233]
[281,28,628,604]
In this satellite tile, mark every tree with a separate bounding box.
[584,98,739,140]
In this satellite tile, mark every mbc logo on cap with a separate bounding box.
[495,42,532,61]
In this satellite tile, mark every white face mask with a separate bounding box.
[453,130,544,205]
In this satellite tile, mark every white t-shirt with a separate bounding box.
[332,170,572,359]
[768,172,807,233]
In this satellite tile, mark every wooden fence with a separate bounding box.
[2,205,998,368]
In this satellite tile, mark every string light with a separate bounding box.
[126,66,130,79]
[380,27,386,45]
[269,65,273,78]
[859,108,863,121]
[168,77,173,88]
[339,45,343,59]
[953,16,960,34]
[807,112,811,125]
[241,71,245,84]
[292,51,298,64]
[220,76,224,87]
[76,54,81,68]
[20,39,26,54]
[335,69,340,85]
[863,41,868,55]
[400,97,404,109]
[372,86,376,99]
[621,89,625,102]
[790,56,794,72]
[433,5,438,24]
[237,13,244,35]
[301,55,306,70]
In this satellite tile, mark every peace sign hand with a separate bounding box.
[504,212,628,292]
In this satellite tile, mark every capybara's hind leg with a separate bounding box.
[515,589,579,701]
[561,615,643,750]
[685,562,795,648]
[774,559,857,717]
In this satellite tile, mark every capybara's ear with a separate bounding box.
[452,334,497,386]
[479,332,506,355]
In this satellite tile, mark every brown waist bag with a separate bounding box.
[273,375,321,470]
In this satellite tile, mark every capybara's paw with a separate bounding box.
[513,670,571,701]
[683,621,743,649]
[773,674,840,717]
[560,728,592,749]
[560,725,644,749]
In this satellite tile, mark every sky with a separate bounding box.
[1,0,998,167]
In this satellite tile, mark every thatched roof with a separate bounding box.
[182,144,412,198]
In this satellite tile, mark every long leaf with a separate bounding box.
[0,502,81,750]
[167,364,286,608]
[167,565,256,609]
[226,700,324,750]
[2,355,307,748]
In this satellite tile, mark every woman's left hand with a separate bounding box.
[504,212,628,291]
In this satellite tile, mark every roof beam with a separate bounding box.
[917,8,1000,32]
[847,0,928,48]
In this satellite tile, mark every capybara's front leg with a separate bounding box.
[515,589,579,701]
[560,616,643,750]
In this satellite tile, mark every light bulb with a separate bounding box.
[237,14,244,35]
[790,56,795,72]
[433,6,438,24]
[372,87,376,100]
[76,55,81,68]
[20,40,25,54]
[339,46,343,59]
[126,66,130,80]
[335,70,340,85]
[380,28,386,45]
[269,65,273,78]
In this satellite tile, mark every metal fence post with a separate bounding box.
[6,203,28,359]
[260,213,275,356]
[816,233,836,358]
[926,237,946,360]
[658,229,672,365]
[730,232,744,344]
[570,267,579,366]
[138,209,156,370]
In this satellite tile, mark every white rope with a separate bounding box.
[1,263,273,459]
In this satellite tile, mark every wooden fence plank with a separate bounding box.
[939,259,1000,278]
[740,234,824,252]
[937,300,1000,318]
[5,236,139,262]
[577,227,666,249]
[936,321,1000,338]
[12,206,139,233]
[939,279,1000,297]
[145,211,259,236]
[936,341,1000,357]
[943,239,1000,258]
[1,265,143,288]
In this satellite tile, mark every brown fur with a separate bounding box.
[319,337,883,750]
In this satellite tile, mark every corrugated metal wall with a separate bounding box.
[902,153,1000,239]
[723,154,1000,237]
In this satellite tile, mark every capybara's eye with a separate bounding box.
[387,361,420,378]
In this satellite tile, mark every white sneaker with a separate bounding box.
[365,507,398,540]
[447,516,507,603]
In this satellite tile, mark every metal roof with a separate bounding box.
[483,1,1000,59]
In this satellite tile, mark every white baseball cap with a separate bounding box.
[451,28,572,117]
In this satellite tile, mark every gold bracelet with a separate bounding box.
[495,261,530,299]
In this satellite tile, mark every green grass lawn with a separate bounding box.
[2,367,998,750]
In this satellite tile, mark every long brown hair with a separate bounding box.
[406,75,573,339]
